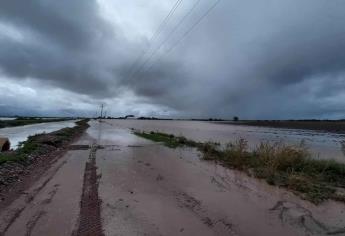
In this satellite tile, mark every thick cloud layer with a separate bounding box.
[0,0,345,118]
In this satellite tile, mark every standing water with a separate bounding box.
[0,117,16,121]
[106,120,345,163]
[0,120,77,149]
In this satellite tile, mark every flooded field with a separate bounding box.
[0,118,16,121]
[88,120,345,235]
[106,120,345,163]
[0,120,77,149]
[1,120,344,236]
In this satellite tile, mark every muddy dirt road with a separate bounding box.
[0,120,344,236]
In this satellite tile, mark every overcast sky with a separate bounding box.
[1,0,345,119]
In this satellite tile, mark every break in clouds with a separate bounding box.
[0,0,345,119]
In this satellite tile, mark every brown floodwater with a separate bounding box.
[104,119,345,162]
[91,120,345,236]
[1,120,344,236]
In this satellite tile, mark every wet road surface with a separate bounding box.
[107,120,345,162]
[1,120,344,236]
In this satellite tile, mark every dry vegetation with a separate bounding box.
[134,131,345,204]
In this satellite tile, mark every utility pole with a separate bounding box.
[100,104,104,119]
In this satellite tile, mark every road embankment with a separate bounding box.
[0,119,89,201]
[0,118,70,129]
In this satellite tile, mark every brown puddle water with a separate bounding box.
[103,119,345,163]
[89,120,345,236]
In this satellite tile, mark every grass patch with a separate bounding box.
[134,131,201,148]
[134,130,345,204]
[0,152,25,165]
[0,119,89,166]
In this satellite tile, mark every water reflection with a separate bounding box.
[0,120,77,149]
[105,120,345,162]
[0,117,16,121]
[87,120,144,146]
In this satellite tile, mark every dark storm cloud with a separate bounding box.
[141,0,345,119]
[1,0,345,118]
[0,37,109,95]
[0,0,107,49]
[0,0,125,97]
[112,0,345,119]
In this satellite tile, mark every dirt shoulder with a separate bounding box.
[0,119,89,210]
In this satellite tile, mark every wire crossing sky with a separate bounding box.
[128,0,184,80]
[0,0,345,119]
[130,0,204,80]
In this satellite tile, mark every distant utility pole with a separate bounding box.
[100,104,104,119]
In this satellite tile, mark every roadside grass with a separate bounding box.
[134,131,202,148]
[0,119,89,166]
[0,152,25,165]
[134,130,345,204]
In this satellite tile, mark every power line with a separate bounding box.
[167,0,221,54]
[149,0,183,43]
[145,0,221,72]
[127,0,183,78]
[131,0,203,79]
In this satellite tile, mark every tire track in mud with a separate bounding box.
[74,144,104,236]
[270,201,345,235]
[175,191,237,235]
[0,159,67,235]
[24,183,60,236]
[25,211,46,236]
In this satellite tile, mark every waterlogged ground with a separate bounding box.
[109,120,345,162]
[0,120,344,236]
[0,120,77,149]
[0,118,16,121]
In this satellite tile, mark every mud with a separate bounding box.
[270,201,345,235]
[0,120,88,203]
[0,119,344,236]
[0,162,65,235]
[0,148,90,236]
[88,121,345,235]
[74,144,103,236]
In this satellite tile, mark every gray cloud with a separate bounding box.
[0,0,125,97]
[1,0,345,119]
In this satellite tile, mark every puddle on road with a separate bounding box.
[86,120,149,147]
[95,139,345,236]
[87,119,345,235]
